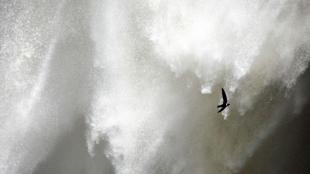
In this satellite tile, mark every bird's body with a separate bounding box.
[217,88,230,113]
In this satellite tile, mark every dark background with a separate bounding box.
[240,66,310,174]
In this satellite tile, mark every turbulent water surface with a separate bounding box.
[1,0,310,174]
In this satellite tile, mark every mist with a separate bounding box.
[0,0,310,174]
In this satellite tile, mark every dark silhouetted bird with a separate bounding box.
[217,88,230,113]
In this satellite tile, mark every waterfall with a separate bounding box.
[0,0,309,174]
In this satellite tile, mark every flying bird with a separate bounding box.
[217,88,230,113]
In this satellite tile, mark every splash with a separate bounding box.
[0,0,310,174]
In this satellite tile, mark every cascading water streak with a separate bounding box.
[0,0,310,174]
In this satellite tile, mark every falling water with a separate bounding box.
[0,0,310,174]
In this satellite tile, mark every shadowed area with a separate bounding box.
[33,117,115,174]
[240,67,310,174]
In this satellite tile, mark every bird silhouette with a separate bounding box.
[217,88,230,113]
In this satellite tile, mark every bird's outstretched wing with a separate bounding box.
[221,88,227,103]
[218,106,225,113]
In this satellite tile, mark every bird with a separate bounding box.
[217,88,230,113]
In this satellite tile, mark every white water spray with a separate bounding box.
[0,0,310,174]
